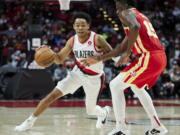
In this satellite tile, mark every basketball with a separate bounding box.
[34,46,55,67]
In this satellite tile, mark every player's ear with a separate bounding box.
[87,24,90,29]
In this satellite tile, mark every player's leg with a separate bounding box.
[83,75,111,129]
[15,71,82,131]
[108,74,129,135]
[131,85,168,135]
[33,88,63,117]
[14,88,63,131]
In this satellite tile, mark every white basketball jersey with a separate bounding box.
[73,31,104,75]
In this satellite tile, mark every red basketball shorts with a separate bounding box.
[120,51,166,89]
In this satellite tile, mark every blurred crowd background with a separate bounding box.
[0,0,179,100]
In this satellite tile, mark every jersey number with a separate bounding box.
[143,21,158,38]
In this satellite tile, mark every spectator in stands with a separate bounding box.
[170,61,180,97]
[53,64,68,84]
[0,0,179,99]
[162,73,175,98]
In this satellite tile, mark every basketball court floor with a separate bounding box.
[0,99,180,135]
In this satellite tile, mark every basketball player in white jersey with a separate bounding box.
[14,12,112,131]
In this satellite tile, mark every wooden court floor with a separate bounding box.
[0,100,180,135]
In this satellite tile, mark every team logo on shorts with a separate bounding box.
[130,71,136,77]
[88,41,92,46]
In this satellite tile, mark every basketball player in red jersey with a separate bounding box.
[14,12,112,131]
[81,0,168,135]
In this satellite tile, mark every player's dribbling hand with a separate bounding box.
[80,57,99,66]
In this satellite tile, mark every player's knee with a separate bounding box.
[109,79,117,91]
[110,79,122,93]
[110,79,128,93]
[131,86,148,98]
[131,86,143,95]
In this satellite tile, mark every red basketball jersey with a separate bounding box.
[124,8,164,56]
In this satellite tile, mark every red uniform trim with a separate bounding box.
[96,74,105,105]
[153,116,161,126]
[124,53,146,83]
[72,36,75,48]
[135,40,143,53]
[78,32,91,44]
[75,59,99,75]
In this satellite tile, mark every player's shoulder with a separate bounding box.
[89,31,101,42]
[122,8,134,16]
[93,32,102,40]
[67,36,75,42]
[94,33,109,48]
[131,8,149,20]
[93,33,103,45]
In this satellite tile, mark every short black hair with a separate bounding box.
[72,12,91,24]
[114,0,135,6]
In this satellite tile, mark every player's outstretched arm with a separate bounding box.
[80,34,114,66]
[80,35,126,66]
[54,37,73,64]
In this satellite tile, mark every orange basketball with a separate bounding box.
[34,46,55,67]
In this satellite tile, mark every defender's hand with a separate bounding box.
[115,53,130,67]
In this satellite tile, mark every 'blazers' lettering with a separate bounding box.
[74,50,94,58]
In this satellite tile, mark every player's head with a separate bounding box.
[114,0,134,10]
[72,12,91,37]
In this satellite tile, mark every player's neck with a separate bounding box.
[78,31,91,43]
